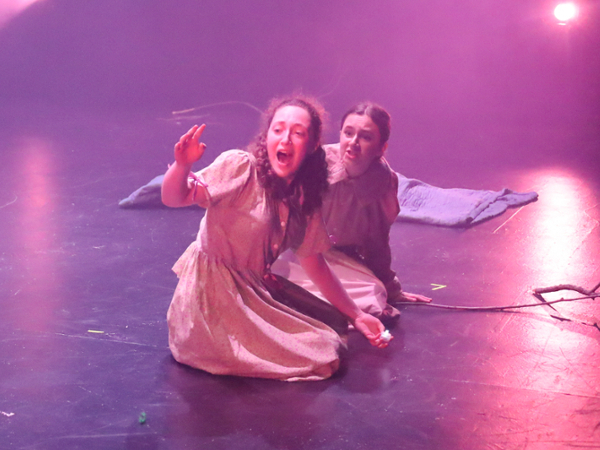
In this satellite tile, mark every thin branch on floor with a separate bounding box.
[396,293,599,312]
[530,281,599,315]
[533,282,600,297]
[532,291,562,313]
[395,281,600,332]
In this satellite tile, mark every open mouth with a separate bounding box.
[277,151,292,165]
[344,150,358,160]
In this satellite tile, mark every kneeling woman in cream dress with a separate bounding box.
[162,96,388,382]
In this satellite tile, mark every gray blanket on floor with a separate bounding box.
[119,173,538,227]
[395,174,538,226]
[119,175,165,209]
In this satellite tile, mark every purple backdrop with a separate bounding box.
[0,0,598,176]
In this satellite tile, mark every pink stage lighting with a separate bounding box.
[554,2,579,24]
[0,0,41,28]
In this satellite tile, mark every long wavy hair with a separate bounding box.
[247,95,329,249]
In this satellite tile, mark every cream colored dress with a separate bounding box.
[167,150,346,381]
[272,144,400,319]
[271,248,389,317]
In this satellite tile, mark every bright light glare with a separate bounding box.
[554,3,578,22]
[0,0,41,28]
[526,169,593,282]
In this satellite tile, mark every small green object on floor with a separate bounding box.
[138,412,147,424]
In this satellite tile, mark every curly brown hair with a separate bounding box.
[247,95,329,249]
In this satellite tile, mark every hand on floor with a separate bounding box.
[397,291,432,303]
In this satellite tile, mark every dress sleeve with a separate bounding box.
[194,150,253,208]
[294,211,332,258]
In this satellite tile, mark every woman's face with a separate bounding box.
[339,113,387,178]
[267,105,315,185]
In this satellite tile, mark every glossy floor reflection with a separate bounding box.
[0,104,598,450]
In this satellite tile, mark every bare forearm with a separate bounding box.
[299,253,387,347]
[299,254,362,321]
[161,161,194,207]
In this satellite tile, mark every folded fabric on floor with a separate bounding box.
[395,173,538,227]
[118,174,165,208]
[118,173,538,227]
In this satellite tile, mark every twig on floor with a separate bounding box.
[531,282,599,316]
[396,293,598,312]
[396,281,600,331]
[492,206,525,234]
[533,282,600,296]
[532,291,561,314]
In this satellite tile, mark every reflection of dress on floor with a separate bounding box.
[167,150,346,382]
[272,144,401,320]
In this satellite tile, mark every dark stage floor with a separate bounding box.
[1,104,599,450]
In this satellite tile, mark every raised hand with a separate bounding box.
[174,124,207,166]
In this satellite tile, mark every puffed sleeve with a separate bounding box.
[294,211,332,258]
[194,150,253,208]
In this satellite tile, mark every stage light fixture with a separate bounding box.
[554,2,579,24]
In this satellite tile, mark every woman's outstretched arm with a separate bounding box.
[299,253,390,348]
[162,124,209,207]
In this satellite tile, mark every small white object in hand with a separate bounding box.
[381,329,392,342]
